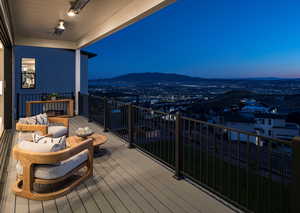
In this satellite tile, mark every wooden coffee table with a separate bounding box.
[67,133,108,157]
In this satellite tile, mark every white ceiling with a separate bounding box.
[9,0,175,49]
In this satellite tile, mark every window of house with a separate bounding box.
[268,119,272,125]
[268,130,272,136]
[21,58,36,89]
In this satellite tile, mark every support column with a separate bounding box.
[75,49,81,115]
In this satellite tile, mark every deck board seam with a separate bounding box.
[98,155,155,213]
[98,147,186,212]
[89,177,117,213]
[103,156,160,213]
[102,155,174,213]
[98,162,146,213]
[113,146,196,212]
[117,147,205,212]
[93,166,132,213]
[82,182,103,213]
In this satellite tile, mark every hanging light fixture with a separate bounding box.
[57,20,65,30]
[54,20,66,35]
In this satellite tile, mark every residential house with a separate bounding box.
[255,113,300,140]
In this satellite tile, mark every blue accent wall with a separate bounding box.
[14,45,92,117]
[15,46,76,94]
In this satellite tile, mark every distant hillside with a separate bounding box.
[90,72,205,84]
[189,90,257,113]
[189,90,300,114]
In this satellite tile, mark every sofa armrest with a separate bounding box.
[13,138,93,165]
[48,117,69,128]
[16,123,48,135]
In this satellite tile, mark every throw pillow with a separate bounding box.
[18,113,48,125]
[35,113,49,125]
[32,133,66,152]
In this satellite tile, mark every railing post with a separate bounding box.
[291,136,300,213]
[174,112,183,180]
[128,103,134,149]
[16,93,20,120]
[103,97,109,132]
[88,94,92,122]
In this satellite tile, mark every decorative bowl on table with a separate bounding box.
[75,127,94,139]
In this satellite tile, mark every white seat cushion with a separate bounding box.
[16,137,67,178]
[16,150,88,179]
[17,132,33,142]
[48,126,68,138]
[17,140,64,153]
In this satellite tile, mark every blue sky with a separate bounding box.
[84,0,300,79]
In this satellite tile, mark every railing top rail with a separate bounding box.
[132,104,170,116]
[181,115,292,146]
[90,95,105,100]
[17,92,74,95]
[110,99,129,106]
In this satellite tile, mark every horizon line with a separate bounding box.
[88,72,300,80]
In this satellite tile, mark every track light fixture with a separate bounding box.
[67,0,90,17]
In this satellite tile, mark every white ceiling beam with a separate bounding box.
[15,36,77,49]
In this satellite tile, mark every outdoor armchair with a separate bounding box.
[12,138,93,200]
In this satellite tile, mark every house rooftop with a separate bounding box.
[254,113,287,119]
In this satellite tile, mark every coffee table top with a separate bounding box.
[67,133,108,148]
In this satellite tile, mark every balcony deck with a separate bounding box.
[0,116,239,213]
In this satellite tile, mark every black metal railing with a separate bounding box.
[16,92,74,119]
[179,116,292,213]
[79,93,298,213]
[132,105,176,168]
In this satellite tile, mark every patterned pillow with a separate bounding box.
[32,133,66,152]
[18,116,37,125]
[36,113,49,125]
[18,113,49,125]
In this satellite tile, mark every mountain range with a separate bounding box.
[89,72,299,84]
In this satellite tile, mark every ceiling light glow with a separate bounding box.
[67,9,77,17]
[67,0,90,16]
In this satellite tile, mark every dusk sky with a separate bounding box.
[84,0,300,79]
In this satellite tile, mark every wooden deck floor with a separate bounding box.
[0,116,240,213]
